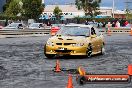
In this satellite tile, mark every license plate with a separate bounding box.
[58,47,65,50]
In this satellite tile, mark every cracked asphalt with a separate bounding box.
[0,34,132,88]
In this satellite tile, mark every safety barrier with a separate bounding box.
[99,27,131,33]
[0,27,131,38]
[0,29,51,35]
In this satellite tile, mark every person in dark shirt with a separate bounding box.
[112,22,115,27]
[91,27,96,35]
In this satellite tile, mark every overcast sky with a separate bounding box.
[45,0,126,10]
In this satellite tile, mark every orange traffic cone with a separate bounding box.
[129,27,132,36]
[66,74,74,88]
[54,60,61,72]
[128,64,132,76]
[107,27,111,36]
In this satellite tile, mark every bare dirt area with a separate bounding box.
[0,34,132,88]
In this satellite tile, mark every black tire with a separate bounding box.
[86,44,92,58]
[77,76,86,85]
[100,44,105,55]
[44,44,55,58]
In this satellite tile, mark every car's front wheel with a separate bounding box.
[44,44,55,59]
[86,44,92,58]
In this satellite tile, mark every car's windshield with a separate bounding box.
[7,23,19,27]
[56,26,90,36]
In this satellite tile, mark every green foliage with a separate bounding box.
[0,13,25,20]
[3,0,12,12]
[22,0,43,20]
[74,16,113,23]
[125,10,132,23]
[75,0,101,17]
[53,6,62,21]
[4,0,22,17]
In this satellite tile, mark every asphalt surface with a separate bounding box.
[0,34,132,88]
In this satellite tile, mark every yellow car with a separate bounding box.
[44,24,105,58]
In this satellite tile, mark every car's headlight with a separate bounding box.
[46,41,54,46]
[72,43,84,47]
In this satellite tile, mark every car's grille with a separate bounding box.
[56,43,76,46]
[55,50,72,53]
[64,43,76,45]
[67,39,73,40]
[56,43,62,45]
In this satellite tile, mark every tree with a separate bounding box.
[53,6,62,22]
[125,9,132,23]
[3,0,12,12]
[22,0,43,20]
[75,0,101,17]
[4,0,22,17]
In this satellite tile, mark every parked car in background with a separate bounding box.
[4,23,26,30]
[28,23,45,29]
[87,21,98,27]
[44,24,105,58]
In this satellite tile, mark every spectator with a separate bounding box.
[91,27,96,35]
[47,21,51,26]
[124,21,129,27]
[85,20,89,25]
[115,21,120,28]
[112,22,115,27]
[102,22,106,27]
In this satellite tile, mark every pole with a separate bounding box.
[112,0,115,18]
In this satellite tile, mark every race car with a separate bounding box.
[44,24,105,58]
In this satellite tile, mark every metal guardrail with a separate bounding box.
[0,29,51,35]
[0,27,131,37]
[98,27,131,33]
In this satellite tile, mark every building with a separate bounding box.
[42,5,113,20]
[0,0,6,12]
[98,7,113,18]
[43,5,85,20]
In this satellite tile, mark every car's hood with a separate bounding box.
[28,27,43,29]
[4,27,17,29]
[3,27,17,30]
[28,27,38,29]
[48,35,90,43]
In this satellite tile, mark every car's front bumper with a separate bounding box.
[45,45,87,55]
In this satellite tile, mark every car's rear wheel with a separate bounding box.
[86,44,92,58]
[100,44,105,55]
[44,44,55,59]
